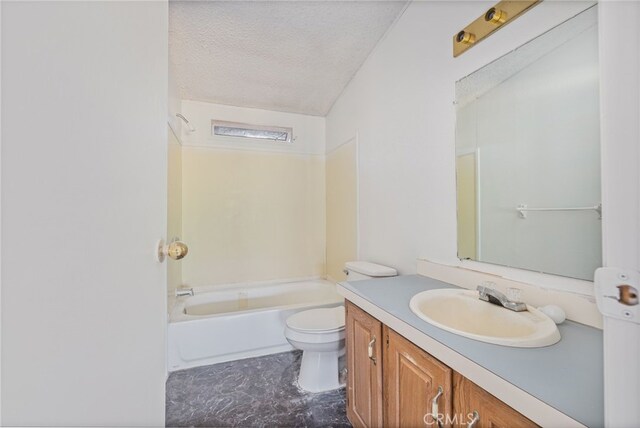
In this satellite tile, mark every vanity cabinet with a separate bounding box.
[345,300,538,428]
[345,301,384,428]
[453,373,537,428]
[383,327,453,428]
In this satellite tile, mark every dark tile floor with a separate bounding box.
[166,351,351,427]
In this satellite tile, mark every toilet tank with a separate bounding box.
[344,261,397,281]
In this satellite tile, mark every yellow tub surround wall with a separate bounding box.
[179,101,326,287]
[167,125,183,296]
[326,138,358,282]
[182,148,325,286]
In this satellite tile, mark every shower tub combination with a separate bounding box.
[167,278,343,371]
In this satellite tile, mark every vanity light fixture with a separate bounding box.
[485,7,508,24]
[456,30,476,45]
[453,0,541,57]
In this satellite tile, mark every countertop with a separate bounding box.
[338,274,603,427]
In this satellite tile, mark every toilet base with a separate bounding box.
[298,349,343,393]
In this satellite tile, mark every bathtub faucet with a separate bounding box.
[176,287,194,297]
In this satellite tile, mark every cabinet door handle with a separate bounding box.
[431,386,444,428]
[367,337,377,365]
[467,410,480,428]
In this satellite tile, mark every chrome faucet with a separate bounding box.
[477,285,527,312]
[175,287,194,297]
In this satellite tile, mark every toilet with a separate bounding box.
[284,261,397,392]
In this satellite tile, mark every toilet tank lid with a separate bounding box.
[345,261,397,277]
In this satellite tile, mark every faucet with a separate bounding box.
[476,285,527,312]
[175,287,194,297]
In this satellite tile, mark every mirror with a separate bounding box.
[455,6,601,281]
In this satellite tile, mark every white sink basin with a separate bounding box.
[409,289,560,348]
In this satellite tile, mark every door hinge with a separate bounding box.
[386,334,389,348]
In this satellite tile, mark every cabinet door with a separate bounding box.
[384,327,453,428]
[453,373,538,428]
[346,301,384,428]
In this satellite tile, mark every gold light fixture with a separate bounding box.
[485,7,508,24]
[456,30,476,45]
[453,0,541,57]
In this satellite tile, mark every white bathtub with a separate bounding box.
[167,279,343,371]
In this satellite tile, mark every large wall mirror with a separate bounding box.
[455,5,601,281]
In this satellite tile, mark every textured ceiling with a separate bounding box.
[169,1,408,116]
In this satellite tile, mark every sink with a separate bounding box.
[409,289,560,347]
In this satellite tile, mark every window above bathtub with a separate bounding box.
[211,120,293,143]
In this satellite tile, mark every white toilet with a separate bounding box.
[284,261,397,392]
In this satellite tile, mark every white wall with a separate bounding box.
[179,101,326,287]
[1,2,167,425]
[326,0,597,286]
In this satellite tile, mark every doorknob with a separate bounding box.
[156,239,189,262]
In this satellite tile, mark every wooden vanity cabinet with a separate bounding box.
[453,373,538,428]
[384,327,453,428]
[345,301,384,428]
[345,300,539,428]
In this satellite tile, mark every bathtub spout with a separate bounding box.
[176,288,194,297]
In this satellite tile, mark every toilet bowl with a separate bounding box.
[285,306,346,393]
[285,261,397,393]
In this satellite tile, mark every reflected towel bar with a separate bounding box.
[516,203,602,219]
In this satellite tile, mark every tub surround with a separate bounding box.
[337,275,603,427]
[326,138,358,283]
[178,100,326,289]
[181,145,326,287]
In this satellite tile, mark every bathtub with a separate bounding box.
[167,278,343,371]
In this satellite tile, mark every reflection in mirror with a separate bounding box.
[455,6,601,281]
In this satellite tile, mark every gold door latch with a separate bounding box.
[157,239,189,262]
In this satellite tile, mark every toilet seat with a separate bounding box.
[286,306,345,333]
